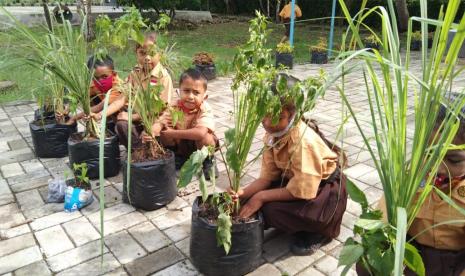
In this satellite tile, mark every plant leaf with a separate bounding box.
[338,244,364,266]
[404,242,425,276]
[216,212,232,254]
[355,218,384,231]
[394,207,407,276]
[346,179,369,213]
[177,147,209,188]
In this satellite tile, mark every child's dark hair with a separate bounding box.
[179,68,208,90]
[275,73,348,168]
[87,55,114,70]
[135,32,157,50]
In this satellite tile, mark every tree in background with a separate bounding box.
[395,0,409,32]
[116,0,180,19]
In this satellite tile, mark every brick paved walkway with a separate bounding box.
[1,55,464,276]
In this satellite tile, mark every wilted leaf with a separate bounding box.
[216,212,232,254]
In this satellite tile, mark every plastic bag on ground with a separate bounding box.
[64,185,93,212]
[47,178,67,203]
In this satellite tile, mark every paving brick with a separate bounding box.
[124,246,184,276]
[152,259,198,276]
[16,189,44,211]
[246,263,282,276]
[0,224,30,240]
[20,159,44,173]
[56,253,120,276]
[10,176,50,193]
[7,169,50,185]
[296,267,325,276]
[263,234,292,262]
[30,210,81,231]
[163,221,191,242]
[96,211,147,236]
[0,233,36,258]
[62,216,100,246]
[87,203,135,225]
[174,238,190,257]
[0,246,42,274]
[0,141,9,153]
[343,163,376,179]
[35,225,74,257]
[47,240,108,273]
[0,148,34,166]
[0,179,14,206]
[274,250,325,276]
[166,196,188,211]
[364,187,384,205]
[8,139,28,151]
[106,230,147,264]
[23,203,65,220]
[152,207,191,230]
[0,203,26,229]
[103,267,128,276]
[314,255,339,275]
[1,162,23,178]
[93,185,122,207]
[129,221,171,253]
[14,260,51,276]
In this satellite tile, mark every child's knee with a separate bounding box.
[196,133,216,148]
[160,133,176,147]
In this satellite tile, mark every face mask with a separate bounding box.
[267,113,296,146]
[93,75,113,93]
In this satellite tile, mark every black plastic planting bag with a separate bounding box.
[122,151,177,211]
[68,134,120,179]
[190,197,264,276]
[30,120,77,158]
[275,52,293,69]
[34,108,56,121]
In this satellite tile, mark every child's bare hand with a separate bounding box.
[227,187,244,202]
[152,123,162,137]
[91,112,102,121]
[117,112,129,121]
[239,193,263,219]
[141,131,154,144]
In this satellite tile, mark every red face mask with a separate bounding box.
[93,75,113,93]
[432,173,465,190]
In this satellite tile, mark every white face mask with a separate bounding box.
[267,113,296,146]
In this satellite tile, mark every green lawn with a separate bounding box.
[0,20,345,103]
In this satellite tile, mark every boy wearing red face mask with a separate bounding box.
[67,55,123,125]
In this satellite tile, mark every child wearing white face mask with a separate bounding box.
[230,75,348,256]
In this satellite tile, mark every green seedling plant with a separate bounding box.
[310,37,328,54]
[336,0,465,275]
[276,41,293,54]
[178,12,327,254]
[72,163,91,190]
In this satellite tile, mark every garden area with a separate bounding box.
[0,0,464,276]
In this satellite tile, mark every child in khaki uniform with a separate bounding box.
[66,55,123,126]
[149,68,218,179]
[96,34,173,148]
[279,0,302,43]
[231,75,347,256]
[375,103,465,276]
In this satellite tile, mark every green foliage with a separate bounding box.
[276,42,293,54]
[72,163,91,190]
[336,0,465,274]
[216,210,232,254]
[411,30,422,41]
[310,37,327,53]
[156,13,171,33]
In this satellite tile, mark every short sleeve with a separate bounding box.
[259,146,282,182]
[196,103,215,132]
[296,6,302,17]
[159,73,174,105]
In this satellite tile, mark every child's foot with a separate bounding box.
[290,232,332,256]
[202,156,219,181]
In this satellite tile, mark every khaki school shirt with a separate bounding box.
[89,74,123,104]
[160,101,215,133]
[259,121,338,200]
[126,62,174,105]
[279,3,302,19]
[410,181,465,251]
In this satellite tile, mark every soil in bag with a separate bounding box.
[68,133,120,179]
[34,107,56,121]
[122,150,177,211]
[30,119,77,158]
[190,196,264,276]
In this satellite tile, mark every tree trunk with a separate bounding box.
[267,0,270,18]
[275,0,281,23]
[42,0,53,31]
[224,0,230,14]
[395,0,409,32]
[86,0,94,41]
